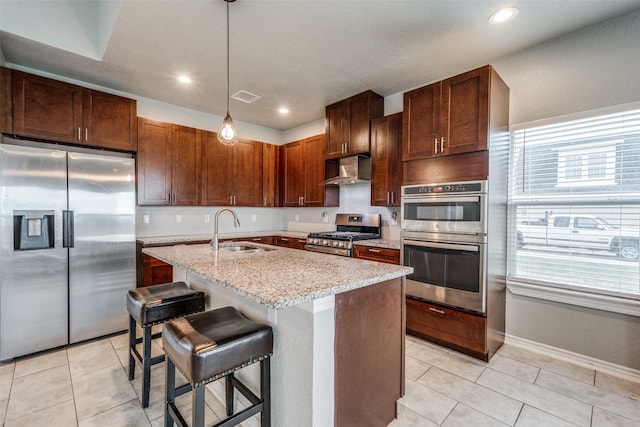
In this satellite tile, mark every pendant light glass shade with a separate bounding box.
[218,0,238,145]
[217,112,239,145]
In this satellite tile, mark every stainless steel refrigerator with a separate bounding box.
[0,137,136,360]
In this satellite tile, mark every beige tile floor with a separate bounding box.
[1,332,639,426]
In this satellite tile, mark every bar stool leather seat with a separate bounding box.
[163,306,273,427]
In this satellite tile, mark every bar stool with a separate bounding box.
[162,306,273,427]
[127,281,205,408]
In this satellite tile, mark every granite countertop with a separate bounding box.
[142,243,412,310]
[138,232,400,250]
[137,231,308,246]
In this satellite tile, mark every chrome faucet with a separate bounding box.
[212,208,240,250]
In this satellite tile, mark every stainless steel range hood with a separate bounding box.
[323,154,371,186]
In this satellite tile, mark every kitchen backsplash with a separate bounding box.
[136,183,401,240]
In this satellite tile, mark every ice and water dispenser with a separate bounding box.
[13,210,55,251]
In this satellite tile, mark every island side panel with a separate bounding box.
[334,277,405,427]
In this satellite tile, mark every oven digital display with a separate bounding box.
[404,182,483,195]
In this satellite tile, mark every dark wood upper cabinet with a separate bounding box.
[281,134,338,207]
[11,70,82,143]
[371,112,402,206]
[281,139,305,207]
[201,133,262,206]
[201,132,230,206]
[326,90,384,159]
[301,134,326,207]
[262,142,279,207]
[82,89,137,151]
[137,118,172,205]
[403,65,492,161]
[231,139,263,206]
[402,82,440,160]
[6,68,137,151]
[171,125,202,206]
[137,119,201,206]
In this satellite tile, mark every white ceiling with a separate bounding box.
[2,0,640,131]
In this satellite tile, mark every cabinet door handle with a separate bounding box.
[280,237,289,242]
[85,128,88,142]
[301,195,304,206]
[264,196,267,207]
[77,127,82,141]
[391,192,395,204]
[428,307,445,315]
[252,238,262,241]
[441,137,445,153]
[434,138,439,154]
[368,248,381,253]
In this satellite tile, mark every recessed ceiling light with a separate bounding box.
[177,75,192,84]
[278,107,289,114]
[489,6,519,24]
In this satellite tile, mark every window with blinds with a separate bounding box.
[508,108,640,298]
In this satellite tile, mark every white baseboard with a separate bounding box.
[505,334,640,383]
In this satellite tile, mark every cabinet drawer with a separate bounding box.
[274,236,306,250]
[354,246,400,264]
[245,236,274,245]
[406,298,486,358]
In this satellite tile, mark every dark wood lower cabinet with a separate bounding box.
[406,297,489,361]
[143,255,173,287]
[136,240,209,287]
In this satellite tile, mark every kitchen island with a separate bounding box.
[142,242,412,427]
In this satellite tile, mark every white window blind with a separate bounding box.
[508,108,640,298]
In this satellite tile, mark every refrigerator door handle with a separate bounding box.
[63,210,75,248]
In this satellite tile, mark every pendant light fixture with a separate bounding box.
[217,0,239,146]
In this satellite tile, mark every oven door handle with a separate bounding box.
[403,239,479,252]
[402,195,481,204]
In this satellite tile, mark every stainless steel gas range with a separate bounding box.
[306,213,381,257]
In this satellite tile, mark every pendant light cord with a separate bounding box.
[226,0,230,114]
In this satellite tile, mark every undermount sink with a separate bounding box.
[218,242,275,253]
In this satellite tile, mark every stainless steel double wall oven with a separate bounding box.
[401,181,489,313]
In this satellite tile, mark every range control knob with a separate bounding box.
[338,242,345,248]
[322,240,328,246]
[332,241,339,247]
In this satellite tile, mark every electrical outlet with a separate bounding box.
[176,214,182,223]
[251,214,257,222]
[295,214,299,222]
[204,214,210,223]
[322,212,328,223]
[143,214,150,224]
